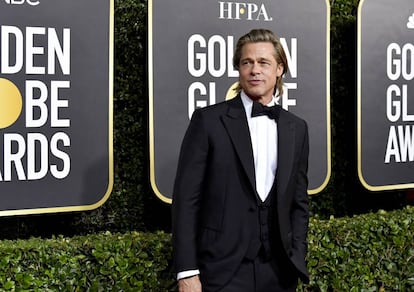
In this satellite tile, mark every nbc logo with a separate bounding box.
[407,13,414,29]
[4,0,40,6]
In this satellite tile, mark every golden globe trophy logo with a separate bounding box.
[0,1,113,215]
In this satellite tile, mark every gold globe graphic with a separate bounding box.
[0,78,23,129]
[226,82,239,100]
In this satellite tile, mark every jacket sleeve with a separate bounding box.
[172,109,209,273]
[291,119,310,282]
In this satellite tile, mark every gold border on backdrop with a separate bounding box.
[0,0,115,216]
[149,0,331,202]
[308,0,331,195]
[357,0,414,191]
[147,0,170,203]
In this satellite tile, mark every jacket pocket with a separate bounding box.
[198,226,221,260]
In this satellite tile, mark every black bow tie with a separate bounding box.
[251,101,280,120]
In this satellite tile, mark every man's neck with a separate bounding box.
[244,93,273,105]
[245,94,273,106]
[257,96,273,105]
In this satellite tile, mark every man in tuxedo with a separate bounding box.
[172,29,309,292]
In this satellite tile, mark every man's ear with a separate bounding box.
[276,63,284,77]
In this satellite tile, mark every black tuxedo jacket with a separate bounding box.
[172,95,309,290]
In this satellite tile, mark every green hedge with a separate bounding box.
[0,231,174,291]
[0,207,412,291]
[304,206,414,291]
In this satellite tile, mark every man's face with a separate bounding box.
[238,42,283,104]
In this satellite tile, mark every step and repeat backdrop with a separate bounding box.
[358,0,414,191]
[3,0,411,214]
[149,0,331,202]
[0,0,113,215]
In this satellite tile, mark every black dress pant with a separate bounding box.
[217,253,298,292]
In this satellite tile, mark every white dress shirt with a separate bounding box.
[240,91,278,202]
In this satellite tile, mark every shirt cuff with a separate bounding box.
[177,269,200,280]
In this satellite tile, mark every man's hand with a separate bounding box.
[178,275,202,292]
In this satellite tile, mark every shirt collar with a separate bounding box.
[240,91,277,117]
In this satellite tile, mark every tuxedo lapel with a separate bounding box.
[220,97,296,198]
[276,113,296,197]
[221,98,256,192]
